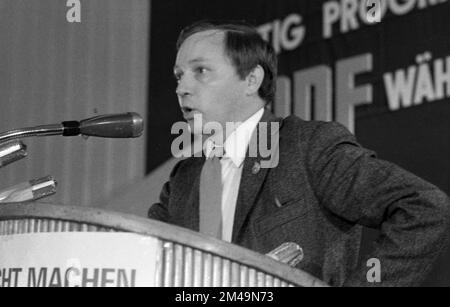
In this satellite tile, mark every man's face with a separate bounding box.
[174,30,248,136]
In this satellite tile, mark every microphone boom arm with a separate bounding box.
[0,124,64,143]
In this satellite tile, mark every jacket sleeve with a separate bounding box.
[147,160,184,223]
[306,121,450,286]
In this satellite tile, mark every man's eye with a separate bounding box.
[195,67,208,74]
[174,73,182,82]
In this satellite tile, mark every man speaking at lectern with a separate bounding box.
[148,20,450,286]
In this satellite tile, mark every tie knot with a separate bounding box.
[211,146,225,160]
[204,139,225,159]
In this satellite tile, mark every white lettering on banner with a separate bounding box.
[383,53,450,111]
[335,55,373,134]
[341,0,360,34]
[258,14,305,54]
[274,51,448,131]
[276,54,373,133]
[323,0,448,39]
[257,1,447,49]
[323,1,340,39]
[0,233,157,287]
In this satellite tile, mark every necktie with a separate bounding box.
[199,151,223,239]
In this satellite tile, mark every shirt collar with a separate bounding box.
[222,108,264,167]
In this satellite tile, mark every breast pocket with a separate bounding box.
[253,198,310,238]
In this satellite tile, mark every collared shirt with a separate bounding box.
[204,108,264,242]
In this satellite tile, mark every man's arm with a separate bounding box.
[307,121,450,286]
[147,160,184,223]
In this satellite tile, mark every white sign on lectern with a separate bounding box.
[0,232,158,287]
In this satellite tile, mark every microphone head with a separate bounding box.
[129,112,145,138]
[79,112,144,138]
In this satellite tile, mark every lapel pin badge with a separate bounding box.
[252,162,261,174]
[274,197,282,208]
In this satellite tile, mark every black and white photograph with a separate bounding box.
[0,0,449,290]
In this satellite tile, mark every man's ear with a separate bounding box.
[245,65,265,96]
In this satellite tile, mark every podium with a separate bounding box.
[0,203,327,287]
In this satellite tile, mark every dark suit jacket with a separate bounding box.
[148,110,450,286]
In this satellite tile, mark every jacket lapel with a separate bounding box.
[231,109,281,243]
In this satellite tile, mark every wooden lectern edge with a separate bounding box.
[0,202,328,287]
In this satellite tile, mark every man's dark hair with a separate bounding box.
[176,20,278,105]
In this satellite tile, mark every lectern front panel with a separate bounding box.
[0,204,327,287]
[0,218,292,287]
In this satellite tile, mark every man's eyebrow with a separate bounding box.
[188,57,210,64]
[174,57,211,70]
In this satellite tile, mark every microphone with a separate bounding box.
[63,112,144,138]
[0,112,144,143]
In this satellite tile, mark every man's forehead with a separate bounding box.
[175,30,226,64]
[183,29,226,47]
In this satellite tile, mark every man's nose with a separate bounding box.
[176,76,193,97]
